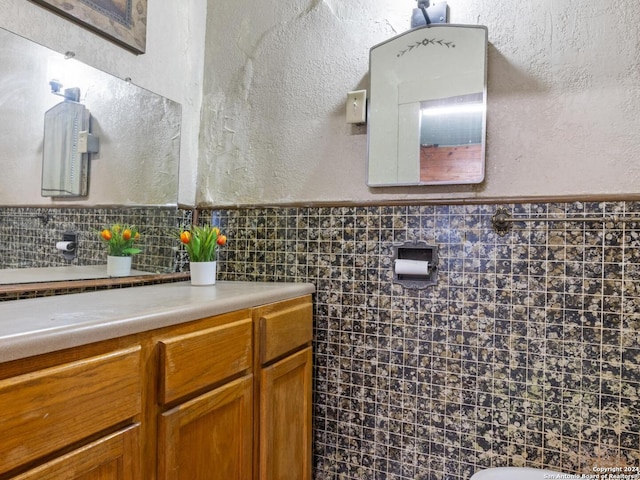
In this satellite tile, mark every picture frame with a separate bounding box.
[31,0,147,54]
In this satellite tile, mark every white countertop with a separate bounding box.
[0,281,315,363]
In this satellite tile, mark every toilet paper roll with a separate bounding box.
[56,241,75,252]
[394,259,430,275]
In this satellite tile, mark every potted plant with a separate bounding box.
[179,224,227,285]
[99,224,142,277]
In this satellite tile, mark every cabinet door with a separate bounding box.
[10,424,140,480]
[158,374,253,480]
[259,347,312,480]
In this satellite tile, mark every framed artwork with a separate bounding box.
[31,0,147,54]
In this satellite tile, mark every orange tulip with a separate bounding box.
[216,234,227,246]
[101,229,112,241]
[122,229,132,241]
[180,231,191,244]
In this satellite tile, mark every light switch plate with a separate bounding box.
[346,90,366,124]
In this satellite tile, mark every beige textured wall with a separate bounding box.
[198,0,640,206]
[0,0,206,206]
[4,1,639,207]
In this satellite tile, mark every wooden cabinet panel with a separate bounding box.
[10,424,141,480]
[158,317,252,404]
[158,374,253,480]
[259,300,312,364]
[259,347,312,480]
[0,347,141,475]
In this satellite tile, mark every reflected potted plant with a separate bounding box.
[99,224,142,277]
[179,224,227,286]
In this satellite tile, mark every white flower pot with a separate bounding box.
[107,255,132,277]
[190,261,217,286]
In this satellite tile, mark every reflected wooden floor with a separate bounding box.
[420,144,483,183]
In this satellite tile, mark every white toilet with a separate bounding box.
[470,467,566,480]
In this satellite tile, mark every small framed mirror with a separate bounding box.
[41,99,92,197]
[367,24,488,186]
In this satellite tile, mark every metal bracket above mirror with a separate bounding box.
[367,24,488,187]
[411,1,449,27]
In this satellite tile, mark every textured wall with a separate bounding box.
[0,0,206,206]
[199,0,640,205]
[5,1,637,207]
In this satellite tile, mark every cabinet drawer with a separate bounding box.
[158,317,252,405]
[0,346,141,475]
[10,423,140,480]
[259,301,313,364]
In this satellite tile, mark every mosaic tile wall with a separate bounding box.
[209,202,640,480]
[0,207,191,272]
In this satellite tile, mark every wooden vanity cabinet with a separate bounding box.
[255,296,313,480]
[0,294,313,480]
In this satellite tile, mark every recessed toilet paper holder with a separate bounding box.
[56,232,77,261]
[392,240,437,289]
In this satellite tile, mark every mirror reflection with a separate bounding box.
[367,24,488,186]
[419,92,484,183]
[0,26,181,206]
[0,26,183,284]
[42,98,95,197]
[0,205,184,283]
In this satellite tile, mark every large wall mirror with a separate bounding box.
[367,24,488,187]
[0,26,181,206]
[0,26,183,287]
